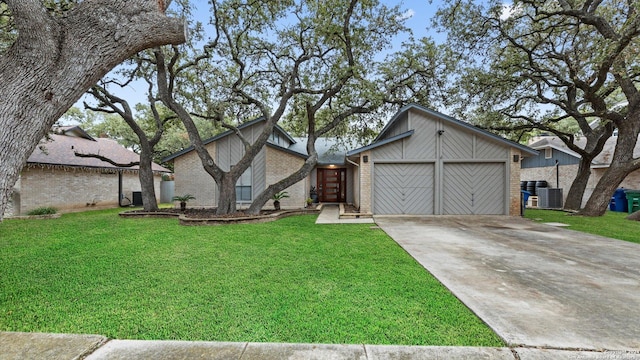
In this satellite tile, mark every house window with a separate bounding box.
[236,167,252,202]
[545,148,552,159]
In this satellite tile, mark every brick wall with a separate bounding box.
[265,146,306,209]
[359,151,372,213]
[16,166,160,215]
[173,144,217,208]
[509,149,523,216]
[521,164,640,208]
[521,164,578,203]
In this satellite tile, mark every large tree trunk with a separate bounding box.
[580,119,640,216]
[246,151,318,215]
[217,174,237,215]
[138,148,159,212]
[564,158,593,210]
[580,163,634,216]
[0,0,184,221]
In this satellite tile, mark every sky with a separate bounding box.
[72,0,450,120]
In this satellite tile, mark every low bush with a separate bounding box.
[26,207,57,216]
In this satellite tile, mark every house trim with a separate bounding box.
[346,130,415,156]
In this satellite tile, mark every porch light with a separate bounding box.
[363,155,369,163]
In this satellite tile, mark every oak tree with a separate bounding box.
[434,0,640,215]
[0,0,184,220]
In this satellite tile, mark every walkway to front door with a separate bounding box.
[317,168,346,202]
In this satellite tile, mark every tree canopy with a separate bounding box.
[434,0,640,215]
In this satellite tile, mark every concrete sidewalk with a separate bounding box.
[4,332,640,360]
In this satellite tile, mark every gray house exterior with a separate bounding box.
[347,104,537,216]
[166,104,537,216]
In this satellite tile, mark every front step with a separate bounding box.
[339,203,373,219]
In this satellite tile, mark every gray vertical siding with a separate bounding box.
[404,111,437,159]
[370,108,511,215]
[521,148,581,168]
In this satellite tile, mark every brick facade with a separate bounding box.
[509,149,523,216]
[265,146,307,209]
[358,151,372,213]
[173,143,308,210]
[173,143,217,207]
[12,165,161,215]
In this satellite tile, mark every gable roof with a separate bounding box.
[527,137,582,159]
[289,137,350,165]
[28,130,170,172]
[360,104,537,156]
[527,134,640,168]
[584,134,640,168]
[346,130,414,156]
[162,117,296,162]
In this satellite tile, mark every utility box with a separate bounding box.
[538,188,563,209]
[132,191,143,206]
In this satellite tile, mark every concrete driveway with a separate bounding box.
[375,215,640,352]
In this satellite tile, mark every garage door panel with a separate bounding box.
[442,164,472,215]
[374,164,433,215]
[473,164,505,214]
[443,163,505,215]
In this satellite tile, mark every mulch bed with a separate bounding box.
[123,208,280,219]
[121,206,320,224]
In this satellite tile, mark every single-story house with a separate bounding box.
[521,134,640,207]
[6,126,170,217]
[164,104,537,216]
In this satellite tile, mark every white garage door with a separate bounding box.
[442,163,506,215]
[374,164,434,215]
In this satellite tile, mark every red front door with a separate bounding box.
[318,168,346,202]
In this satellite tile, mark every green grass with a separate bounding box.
[0,208,503,346]
[525,209,640,244]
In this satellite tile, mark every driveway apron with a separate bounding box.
[375,215,640,352]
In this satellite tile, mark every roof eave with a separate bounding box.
[347,130,415,156]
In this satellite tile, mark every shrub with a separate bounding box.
[27,207,58,215]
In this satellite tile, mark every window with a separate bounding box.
[545,148,552,159]
[236,167,252,202]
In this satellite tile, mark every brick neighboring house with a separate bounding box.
[165,104,537,215]
[6,126,170,217]
[521,134,640,207]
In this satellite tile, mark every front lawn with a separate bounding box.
[0,209,503,346]
[525,209,640,244]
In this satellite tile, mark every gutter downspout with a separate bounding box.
[118,170,124,207]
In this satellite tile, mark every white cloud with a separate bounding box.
[398,9,415,21]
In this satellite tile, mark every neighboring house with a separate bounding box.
[521,134,640,207]
[7,126,170,217]
[165,104,537,216]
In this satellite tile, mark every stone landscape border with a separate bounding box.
[8,214,62,220]
[119,207,321,226]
